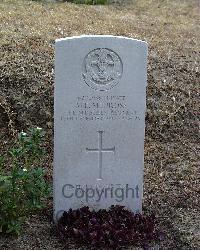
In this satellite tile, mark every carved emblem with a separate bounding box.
[83,48,123,91]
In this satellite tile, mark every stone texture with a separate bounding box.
[54,35,148,220]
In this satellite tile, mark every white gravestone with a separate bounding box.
[54,35,148,220]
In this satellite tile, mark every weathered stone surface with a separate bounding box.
[54,35,148,220]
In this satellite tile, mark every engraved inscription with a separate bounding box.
[83,48,123,91]
[86,131,115,180]
[64,95,141,121]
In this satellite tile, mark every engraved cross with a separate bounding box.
[86,131,115,180]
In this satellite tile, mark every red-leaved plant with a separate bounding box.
[57,205,164,249]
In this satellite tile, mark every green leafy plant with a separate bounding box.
[69,0,108,5]
[0,128,51,235]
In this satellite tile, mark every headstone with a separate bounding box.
[54,35,148,220]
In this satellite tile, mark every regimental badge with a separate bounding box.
[83,48,123,91]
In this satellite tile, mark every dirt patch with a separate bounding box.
[0,0,199,249]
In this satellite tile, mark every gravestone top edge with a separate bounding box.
[55,35,148,47]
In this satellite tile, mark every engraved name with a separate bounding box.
[63,95,141,121]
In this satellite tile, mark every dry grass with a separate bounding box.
[0,0,199,249]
